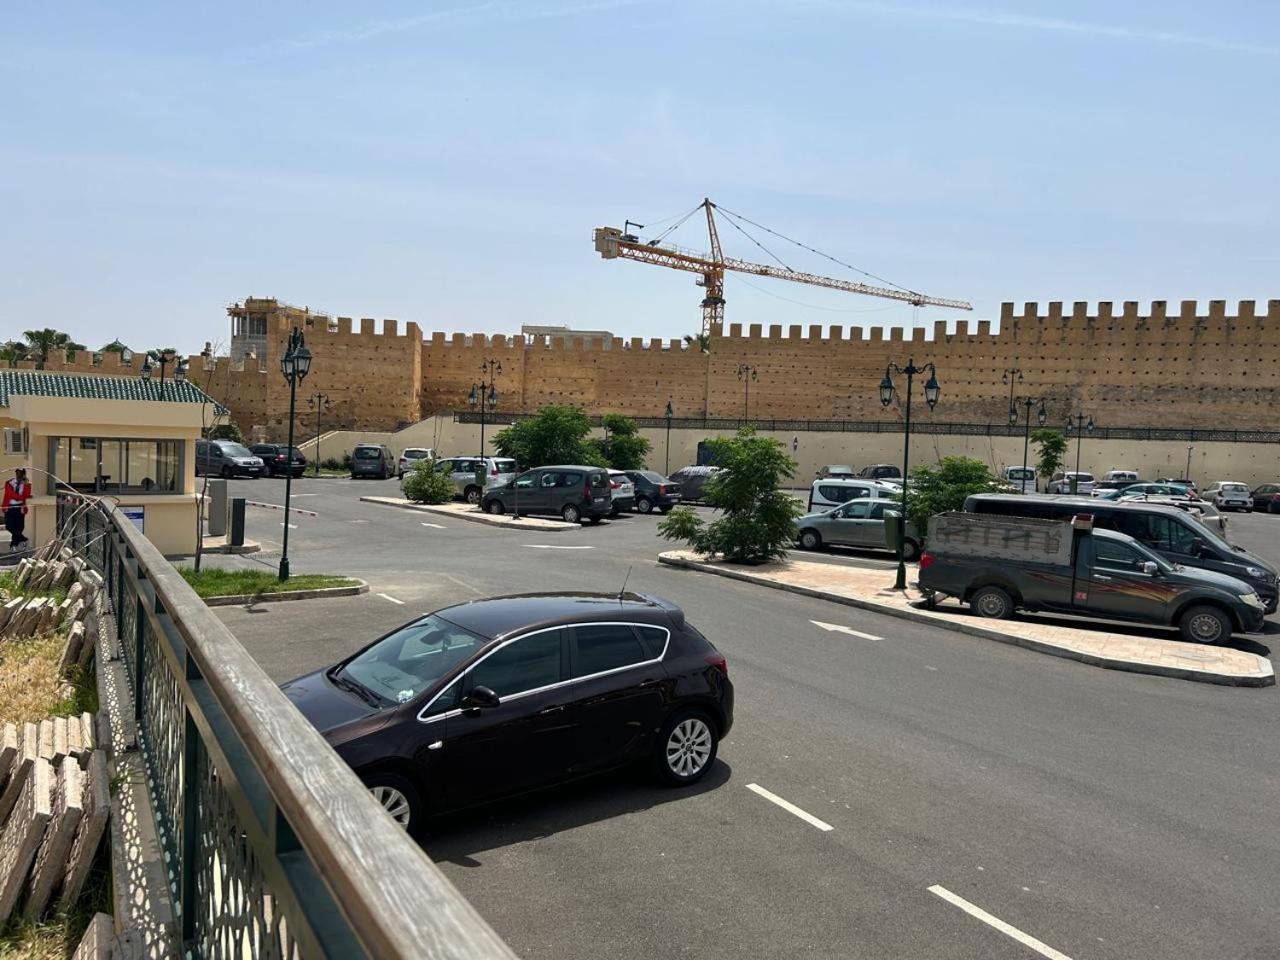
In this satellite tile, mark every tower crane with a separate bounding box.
[593,198,972,336]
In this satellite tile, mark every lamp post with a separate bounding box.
[1185,444,1194,486]
[307,393,332,476]
[1001,368,1023,425]
[736,364,758,420]
[278,327,312,581]
[879,358,940,590]
[468,358,502,455]
[140,349,185,399]
[1012,395,1048,487]
[1064,412,1094,493]
[664,399,674,475]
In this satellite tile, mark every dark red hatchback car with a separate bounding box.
[282,592,733,834]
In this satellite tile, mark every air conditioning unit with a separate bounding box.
[3,428,26,456]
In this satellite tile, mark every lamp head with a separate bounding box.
[468,385,478,407]
[878,372,895,407]
[294,344,312,380]
[923,371,941,409]
[1008,405,1019,426]
[1037,401,1047,426]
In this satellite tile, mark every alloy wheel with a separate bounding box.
[666,717,713,778]
[370,785,412,828]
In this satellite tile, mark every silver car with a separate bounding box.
[428,456,517,504]
[1203,481,1252,512]
[607,470,635,514]
[398,447,435,478]
[796,500,922,561]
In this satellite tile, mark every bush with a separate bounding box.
[657,428,801,564]
[1032,428,1068,481]
[593,414,651,470]
[320,456,344,471]
[402,460,456,504]
[900,456,1000,534]
[493,404,596,468]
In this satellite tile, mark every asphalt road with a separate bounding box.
[207,477,1280,960]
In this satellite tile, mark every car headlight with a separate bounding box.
[1241,592,1265,609]
[1245,567,1267,580]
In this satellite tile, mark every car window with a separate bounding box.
[340,615,484,705]
[421,678,461,718]
[1093,539,1145,571]
[467,629,563,698]
[493,459,517,474]
[1114,513,1198,555]
[572,624,648,677]
[540,472,559,488]
[838,502,871,519]
[818,484,857,503]
[558,472,582,488]
[588,472,606,488]
[633,625,669,659]
[868,502,891,520]
[513,472,536,488]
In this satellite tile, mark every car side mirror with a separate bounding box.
[463,685,500,710]
[1141,561,1159,575]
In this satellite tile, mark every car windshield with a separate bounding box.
[404,449,429,459]
[494,459,517,474]
[640,471,666,482]
[1221,483,1247,493]
[353,447,381,460]
[221,443,252,457]
[337,614,485,705]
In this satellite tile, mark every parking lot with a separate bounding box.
[208,476,1280,960]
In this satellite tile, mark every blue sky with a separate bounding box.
[2,1,1276,354]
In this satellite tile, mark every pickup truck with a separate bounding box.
[917,512,1265,644]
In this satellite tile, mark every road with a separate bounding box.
[206,477,1280,960]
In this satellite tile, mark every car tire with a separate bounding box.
[653,709,718,786]
[659,505,672,514]
[636,496,653,514]
[902,538,921,562]
[562,503,581,524]
[485,499,505,515]
[798,529,822,550]
[1179,604,1231,645]
[363,770,424,835]
[220,465,232,479]
[464,486,482,505]
[970,585,1014,620]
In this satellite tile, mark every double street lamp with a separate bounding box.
[879,359,941,590]
[307,393,332,476]
[736,364,758,420]
[1064,412,1095,493]
[468,358,502,455]
[664,399,674,475]
[1009,395,1048,483]
[278,327,312,581]
[139,349,188,399]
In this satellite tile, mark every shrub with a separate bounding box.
[657,428,801,564]
[402,460,456,504]
[594,414,651,470]
[900,456,1000,534]
[1032,428,1068,481]
[493,404,596,467]
[320,456,344,471]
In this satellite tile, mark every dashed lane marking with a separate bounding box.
[377,593,406,605]
[421,523,447,529]
[745,783,834,832]
[522,544,595,550]
[927,885,1074,960]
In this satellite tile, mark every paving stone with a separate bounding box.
[67,598,87,624]
[79,713,95,754]
[0,723,38,824]
[0,596,23,633]
[59,751,108,909]
[60,621,87,675]
[51,718,69,765]
[0,757,52,923]
[0,725,16,794]
[24,757,83,919]
[66,582,84,605]
[37,720,55,762]
[70,912,114,960]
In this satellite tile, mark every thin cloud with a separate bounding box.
[285,0,656,50]
[801,1,1280,57]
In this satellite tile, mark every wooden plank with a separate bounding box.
[0,758,52,923]
[71,911,114,960]
[52,717,69,765]
[0,722,39,824]
[0,725,16,795]
[24,757,84,919]
[59,751,109,908]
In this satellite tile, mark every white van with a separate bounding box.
[807,478,900,512]
[1104,469,1141,483]
[1001,466,1036,494]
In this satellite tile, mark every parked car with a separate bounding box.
[1103,470,1141,483]
[918,512,1264,644]
[1203,482,1252,512]
[351,443,395,479]
[398,447,435,479]
[282,592,733,834]
[816,465,855,480]
[807,478,900,512]
[1000,465,1037,494]
[195,439,266,478]
[857,464,902,482]
[482,465,612,523]
[623,471,682,514]
[1250,482,1280,513]
[1046,471,1095,494]
[1118,481,1197,499]
[607,470,635,515]
[964,493,1280,613]
[668,465,722,503]
[1120,496,1226,533]
[249,443,307,478]
[796,500,921,560]
[429,456,518,504]
[1159,477,1199,493]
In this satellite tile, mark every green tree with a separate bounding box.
[207,422,244,443]
[590,413,651,470]
[402,460,456,504]
[0,341,28,367]
[1031,428,1068,481]
[492,404,599,468]
[900,456,998,534]
[657,428,801,564]
[99,339,130,354]
[684,332,711,354]
[23,328,85,366]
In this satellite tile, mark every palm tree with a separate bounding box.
[23,328,85,367]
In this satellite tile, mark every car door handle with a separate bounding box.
[1093,574,1112,581]
[538,704,565,715]
[639,679,660,689]
[427,740,443,751]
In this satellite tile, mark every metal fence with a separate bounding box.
[453,411,1280,444]
[58,496,517,960]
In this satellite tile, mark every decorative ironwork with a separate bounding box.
[138,620,185,892]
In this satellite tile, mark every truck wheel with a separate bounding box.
[971,586,1014,620]
[1179,605,1230,645]
[901,538,920,562]
[798,529,822,550]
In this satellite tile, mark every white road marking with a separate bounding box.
[745,783,834,832]
[279,523,298,529]
[927,885,1074,960]
[376,593,406,605]
[523,544,595,550]
[292,493,319,497]
[420,522,446,529]
[810,620,882,641]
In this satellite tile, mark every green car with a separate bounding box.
[795,500,923,561]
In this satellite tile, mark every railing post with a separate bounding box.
[134,592,146,722]
[180,706,201,946]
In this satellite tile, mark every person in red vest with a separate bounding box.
[3,468,32,550]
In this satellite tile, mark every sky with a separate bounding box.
[2,1,1278,356]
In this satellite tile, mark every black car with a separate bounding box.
[250,443,307,478]
[668,465,722,503]
[623,470,682,514]
[283,593,733,834]
[857,464,902,481]
[1251,482,1280,513]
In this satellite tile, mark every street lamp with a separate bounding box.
[736,364,758,420]
[1014,395,1048,488]
[1185,444,1194,486]
[664,399,674,475]
[140,349,179,398]
[1001,368,1023,427]
[307,393,332,476]
[278,327,312,581]
[469,358,502,455]
[880,358,940,590]
[1064,412,1095,493]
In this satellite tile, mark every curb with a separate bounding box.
[358,497,583,532]
[657,554,1274,688]
[200,579,369,607]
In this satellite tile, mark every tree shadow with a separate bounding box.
[422,759,732,867]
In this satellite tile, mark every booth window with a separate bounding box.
[49,438,182,495]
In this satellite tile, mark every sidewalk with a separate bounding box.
[359,497,582,532]
[658,550,1274,687]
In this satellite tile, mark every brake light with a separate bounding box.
[490,465,498,476]
[704,652,728,676]
[658,484,666,495]
[275,455,285,462]
[610,480,620,489]
[583,479,593,503]
[920,552,936,570]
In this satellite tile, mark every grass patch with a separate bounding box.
[0,845,112,959]
[178,567,358,599]
[0,633,95,726]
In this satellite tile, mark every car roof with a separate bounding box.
[537,464,606,471]
[969,493,1194,518]
[436,592,681,639]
